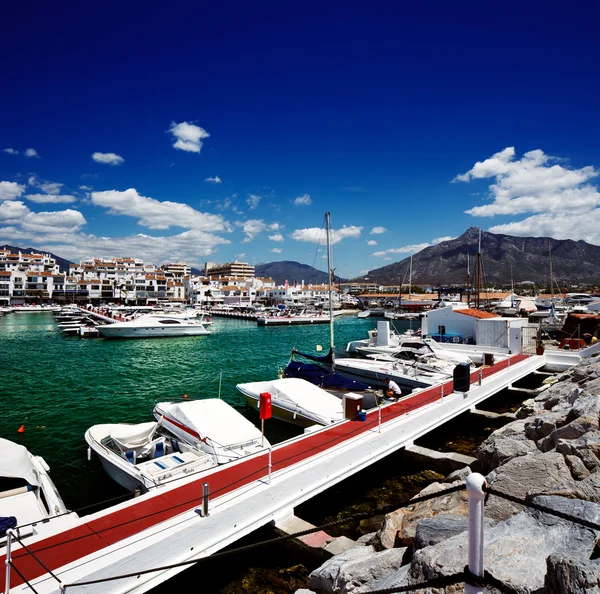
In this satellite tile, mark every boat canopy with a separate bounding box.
[155,399,263,447]
[0,438,40,487]
[236,378,345,424]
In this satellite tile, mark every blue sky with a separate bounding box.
[2,1,600,278]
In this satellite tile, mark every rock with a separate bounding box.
[551,387,586,413]
[409,496,600,594]
[538,419,598,453]
[538,473,600,505]
[525,411,568,441]
[444,466,471,482]
[477,433,537,470]
[371,564,410,591]
[556,432,600,472]
[516,398,545,419]
[568,394,600,427]
[309,545,407,594]
[546,554,600,594]
[295,590,317,594]
[565,454,592,480]
[375,480,469,549]
[413,514,468,550]
[485,452,574,522]
[355,532,377,547]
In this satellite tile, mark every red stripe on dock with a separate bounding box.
[1,354,530,589]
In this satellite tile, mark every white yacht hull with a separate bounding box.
[98,325,210,338]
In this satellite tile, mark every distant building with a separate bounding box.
[207,260,255,280]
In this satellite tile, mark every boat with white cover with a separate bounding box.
[85,420,218,493]
[0,438,72,547]
[97,313,212,338]
[236,377,346,427]
[153,399,270,463]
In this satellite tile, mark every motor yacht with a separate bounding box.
[236,377,346,427]
[97,313,212,338]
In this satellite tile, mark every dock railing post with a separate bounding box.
[202,482,210,517]
[268,447,272,484]
[478,370,482,386]
[378,404,381,433]
[465,473,486,594]
[4,529,12,594]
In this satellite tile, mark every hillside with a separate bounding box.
[1,244,74,273]
[255,261,344,286]
[356,227,600,286]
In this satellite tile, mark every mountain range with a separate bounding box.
[355,227,600,286]
[5,227,600,287]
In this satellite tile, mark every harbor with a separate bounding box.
[1,308,593,592]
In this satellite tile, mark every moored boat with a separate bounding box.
[97,313,212,338]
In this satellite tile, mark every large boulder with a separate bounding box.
[538,419,599,453]
[477,418,538,470]
[484,452,574,522]
[409,496,600,594]
[525,411,569,442]
[413,514,468,550]
[567,394,600,427]
[555,431,600,473]
[375,480,468,549]
[545,554,600,594]
[309,545,407,594]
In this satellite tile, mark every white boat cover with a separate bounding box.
[0,438,40,487]
[155,399,263,447]
[236,378,344,424]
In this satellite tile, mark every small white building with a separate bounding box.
[422,306,531,350]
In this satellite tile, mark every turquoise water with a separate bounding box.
[1,313,413,509]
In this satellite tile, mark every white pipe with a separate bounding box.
[4,529,12,594]
[465,473,486,594]
[268,448,272,484]
[0,486,30,500]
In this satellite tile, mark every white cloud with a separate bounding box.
[367,239,377,246]
[204,176,222,184]
[372,243,430,257]
[432,236,455,244]
[79,185,92,191]
[294,193,311,206]
[0,201,29,223]
[40,182,63,194]
[21,209,86,233]
[25,194,77,204]
[270,247,283,254]
[370,226,387,235]
[168,121,210,153]
[291,225,362,245]
[25,148,40,158]
[92,152,124,165]
[268,233,284,242]
[3,148,18,155]
[457,147,600,245]
[237,219,280,242]
[91,188,231,231]
[247,194,261,210]
[0,181,26,201]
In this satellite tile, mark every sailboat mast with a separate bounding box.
[474,228,482,309]
[548,239,554,302]
[325,212,334,352]
[466,253,471,305]
[408,253,413,297]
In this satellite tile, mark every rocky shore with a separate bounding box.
[299,357,600,594]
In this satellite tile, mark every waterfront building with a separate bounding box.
[206,260,255,279]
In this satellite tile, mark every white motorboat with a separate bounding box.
[85,421,217,493]
[347,321,421,354]
[153,399,270,463]
[333,354,453,391]
[97,313,212,338]
[236,377,346,427]
[0,438,73,545]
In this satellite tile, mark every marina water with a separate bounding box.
[2,312,422,590]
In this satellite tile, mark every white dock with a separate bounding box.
[3,353,554,593]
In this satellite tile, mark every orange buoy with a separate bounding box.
[17,425,25,433]
[183,394,188,399]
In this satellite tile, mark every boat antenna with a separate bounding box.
[218,370,223,399]
[548,239,554,303]
[325,212,335,361]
